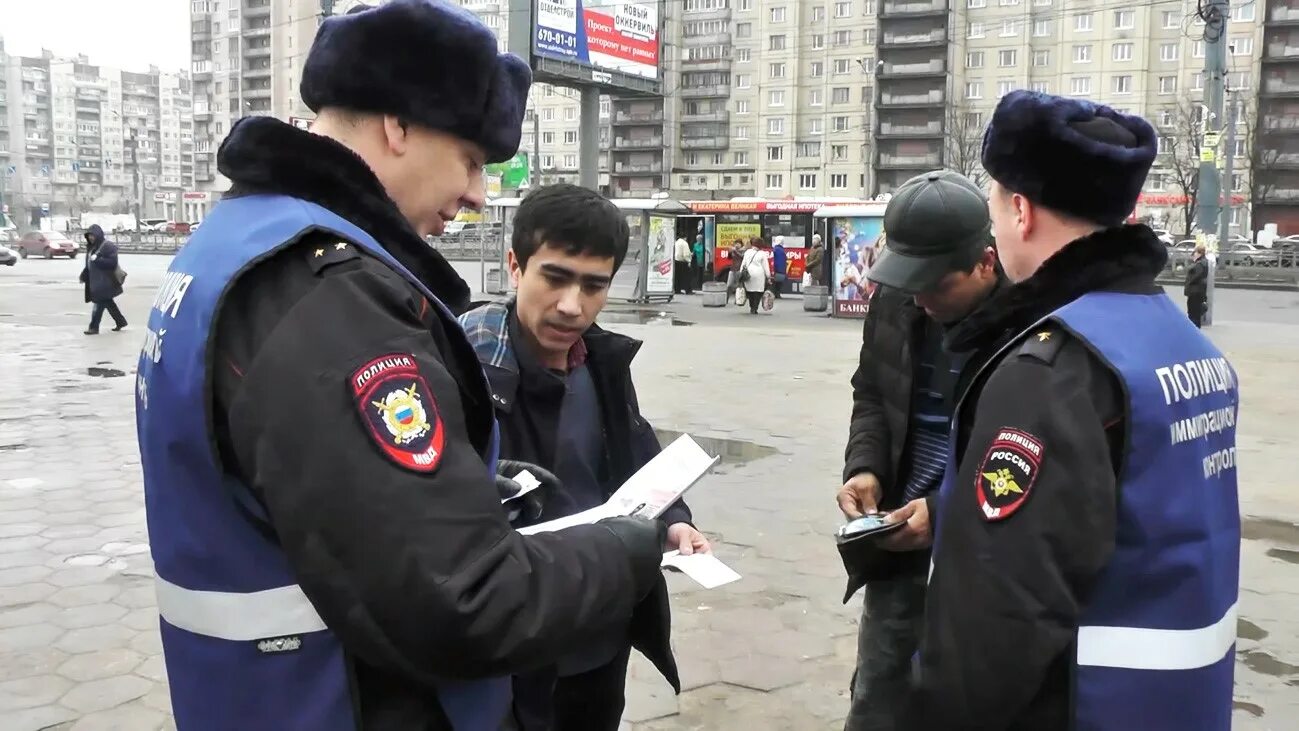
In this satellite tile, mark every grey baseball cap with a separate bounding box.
[868,170,992,293]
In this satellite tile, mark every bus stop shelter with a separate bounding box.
[479,196,691,304]
[813,203,888,318]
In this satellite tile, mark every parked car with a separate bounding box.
[0,243,16,266]
[1221,242,1269,267]
[138,218,169,232]
[16,231,79,259]
[1151,228,1175,246]
[166,221,192,234]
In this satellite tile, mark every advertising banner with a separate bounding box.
[713,222,761,275]
[646,215,675,294]
[535,0,659,80]
[831,216,886,317]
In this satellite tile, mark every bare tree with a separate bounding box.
[946,101,989,188]
[1237,98,1283,230]
[1160,96,1205,239]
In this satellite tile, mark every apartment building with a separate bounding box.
[0,43,196,226]
[190,0,319,194]
[1258,0,1299,234]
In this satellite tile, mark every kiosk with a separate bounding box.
[480,197,689,304]
[813,203,889,318]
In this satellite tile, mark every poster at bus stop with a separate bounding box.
[713,222,761,276]
[831,216,886,317]
[646,215,675,294]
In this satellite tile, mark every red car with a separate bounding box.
[16,231,79,259]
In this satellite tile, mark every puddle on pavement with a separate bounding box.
[654,429,780,470]
[87,367,126,378]
[601,310,694,326]
[1238,649,1299,678]
[1238,618,1270,642]
[1242,517,1299,546]
[1233,700,1264,717]
[1266,547,1299,565]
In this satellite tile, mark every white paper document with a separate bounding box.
[517,434,720,536]
[661,551,742,589]
[500,469,542,504]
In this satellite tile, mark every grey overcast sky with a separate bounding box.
[0,0,191,73]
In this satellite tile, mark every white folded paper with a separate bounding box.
[661,551,742,589]
[500,469,542,504]
[517,434,720,535]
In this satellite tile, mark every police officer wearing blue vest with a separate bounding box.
[894,91,1241,729]
[134,2,668,729]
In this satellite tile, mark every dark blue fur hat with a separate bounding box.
[981,90,1157,226]
[301,0,531,163]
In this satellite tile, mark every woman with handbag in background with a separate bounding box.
[80,224,128,335]
[739,236,771,314]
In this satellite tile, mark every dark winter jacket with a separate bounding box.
[80,225,122,303]
[1184,256,1209,298]
[459,300,686,681]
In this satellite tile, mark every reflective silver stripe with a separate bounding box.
[156,576,328,642]
[1076,601,1237,671]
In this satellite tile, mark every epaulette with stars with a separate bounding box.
[307,239,363,275]
[1013,323,1067,366]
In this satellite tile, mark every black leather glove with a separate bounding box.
[596,516,667,601]
[495,460,559,525]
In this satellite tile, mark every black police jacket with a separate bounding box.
[207,118,662,731]
[905,225,1168,730]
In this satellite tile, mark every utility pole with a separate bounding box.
[1195,0,1228,326]
[578,88,600,192]
[531,109,541,189]
[1211,92,1239,326]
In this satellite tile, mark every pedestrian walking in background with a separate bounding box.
[770,235,787,298]
[1185,244,1209,327]
[837,170,1003,731]
[80,224,127,335]
[692,234,707,290]
[674,234,694,294]
[806,234,825,286]
[740,237,770,313]
[726,239,745,303]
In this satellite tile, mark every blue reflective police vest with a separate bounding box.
[934,290,1240,731]
[135,194,511,731]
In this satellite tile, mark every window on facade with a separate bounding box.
[1159,109,1174,127]
[735,125,750,139]
[798,142,821,157]
[766,173,784,189]
[1075,13,1093,31]
[831,173,849,188]
[712,153,725,165]
[833,116,849,131]
[1159,76,1177,94]
[736,22,752,38]
[1163,11,1178,28]
[736,74,752,88]
[1231,38,1253,56]
[999,49,1018,67]
[1113,43,1133,62]
[1074,44,1093,63]
[542,108,555,121]
[771,6,786,21]
[737,48,751,62]
[736,99,751,114]
[810,61,824,78]
[810,118,824,134]
[1148,173,1166,191]
[808,89,823,106]
[1070,76,1092,95]
[685,153,700,166]
[1112,75,1132,94]
[812,5,825,20]
[1033,20,1050,36]
[1159,43,1178,62]
[1231,71,1250,90]
[1001,19,1017,36]
[834,59,852,74]
[832,87,850,104]
[1194,40,1205,58]
[799,173,817,190]
[767,145,784,161]
[968,22,985,38]
[833,30,852,46]
[565,108,576,121]
[1192,72,1204,90]
[563,154,577,168]
[812,34,825,49]
[1113,10,1134,29]
[768,118,785,135]
[735,151,749,165]
[769,90,785,106]
[835,1,851,17]
[1231,3,1254,21]
[541,154,554,168]
[1033,50,1050,66]
[998,80,1015,96]
[564,131,578,144]
[770,63,787,79]
[967,51,985,68]
[1031,81,1050,93]
[966,82,984,99]
[770,35,787,50]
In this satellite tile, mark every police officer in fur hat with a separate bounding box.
[134,2,667,729]
[895,90,1241,729]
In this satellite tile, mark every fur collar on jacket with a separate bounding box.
[947,224,1167,353]
[216,116,471,312]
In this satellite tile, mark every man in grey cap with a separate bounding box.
[838,169,1003,731]
[904,90,1240,730]
[134,2,667,730]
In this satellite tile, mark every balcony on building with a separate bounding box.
[878,50,946,79]
[877,139,942,169]
[244,0,272,16]
[680,84,731,99]
[613,107,664,126]
[613,135,664,150]
[1262,70,1299,96]
[878,82,945,107]
[1275,151,1299,169]
[878,115,943,138]
[880,23,947,49]
[1265,30,1299,64]
[680,109,730,124]
[682,56,733,74]
[243,62,274,80]
[1270,0,1299,25]
[613,160,663,174]
[681,134,729,150]
[1264,111,1299,134]
[192,60,213,78]
[879,0,946,18]
[244,19,273,37]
